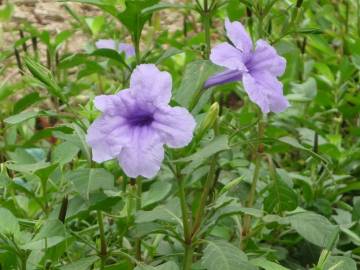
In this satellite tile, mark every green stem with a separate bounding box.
[178,177,191,241]
[203,0,211,59]
[135,176,142,261]
[192,115,219,238]
[242,116,265,245]
[183,244,193,270]
[191,156,217,238]
[134,37,141,65]
[97,210,107,269]
[257,11,263,38]
[357,0,360,36]
[136,177,142,210]
[177,175,192,270]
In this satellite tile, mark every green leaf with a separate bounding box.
[54,30,73,50]
[59,256,99,270]
[288,78,317,102]
[156,262,179,270]
[136,200,181,225]
[133,261,179,270]
[25,126,73,145]
[136,206,181,225]
[308,35,336,56]
[288,211,339,248]
[85,16,105,35]
[0,3,14,22]
[278,136,329,164]
[51,142,80,165]
[0,208,20,236]
[67,168,115,200]
[90,48,130,70]
[296,28,323,34]
[22,220,67,250]
[141,2,191,15]
[351,55,360,70]
[201,240,257,270]
[155,47,183,65]
[4,111,39,125]
[6,161,51,173]
[134,265,156,270]
[250,258,289,270]
[175,60,221,110]
[264,177,298,213]
[13,92,42,114]
[353,200,360,221]
[0,81,26,102]
[180,135,229,162]
[142,181,172,208]
[73,123,92,163]
[116,0,159,42]
[323,256,357,270]
[53,124,91,163]
[181,135,229,174]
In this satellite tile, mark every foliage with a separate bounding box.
[0,0,359,269]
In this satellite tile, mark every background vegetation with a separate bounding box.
[0,0,359,269]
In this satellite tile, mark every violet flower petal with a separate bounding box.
[153,106,196,148]
[118,43,136,58]
[248,39,287,77]
[207,19,289,113]
[210,43,248,71]
[204,69,243,89]
[96,39,135,58]
[130,64,172,105]
[118,127,164,179]
[224,18,253,53]
[86,115,130,162]
[95,39,117,50]
[86,64,196,179]
[242,73,270,114]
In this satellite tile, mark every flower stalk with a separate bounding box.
[178,175,193,270]
[97,210,107,269]
[134,176,142,261]
[191,102,220,240]
[202,0,212,59]
[242,115,265,245]
[191,155,217,238]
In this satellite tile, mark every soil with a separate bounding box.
[1,0,184,83]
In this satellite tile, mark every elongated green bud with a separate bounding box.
[220,176,244,195]
[197,102,219,139]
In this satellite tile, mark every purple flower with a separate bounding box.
[206,19,289,113]
[95,39,135,58]
[86,64,196,178]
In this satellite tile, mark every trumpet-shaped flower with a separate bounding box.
[86,64,196,178]
[95,39,135,58]
[206,19,289,113]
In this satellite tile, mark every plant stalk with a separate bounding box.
[203,0,211,59]
[242,116,265,244]
[135,176,142,261]
[97,210,107,269]
[191,156,217,238]
[134,36,141,65]
[177,174,192,270]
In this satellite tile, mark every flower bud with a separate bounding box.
[197,102,219,138]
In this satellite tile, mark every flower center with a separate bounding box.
[127,111,154,127]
